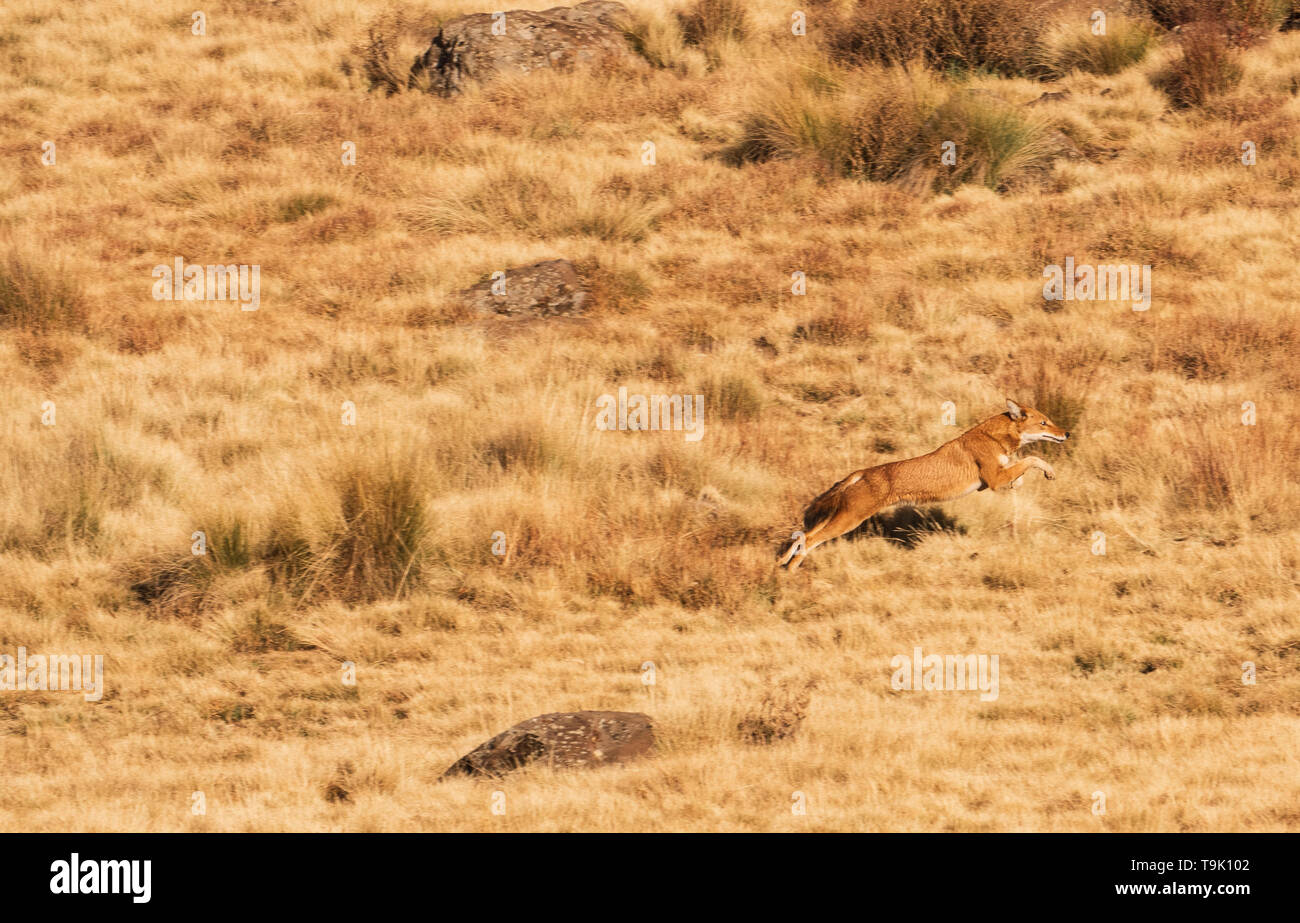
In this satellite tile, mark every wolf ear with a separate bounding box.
[1006,399,1025,420]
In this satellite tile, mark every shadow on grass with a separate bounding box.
[846,505,965,549]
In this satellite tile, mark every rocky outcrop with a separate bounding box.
[409,1,640,96]
[442,711,655,778]
[455,259,588,318]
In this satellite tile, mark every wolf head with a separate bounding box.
[1006,399,1069,445]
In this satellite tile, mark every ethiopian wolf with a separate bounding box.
[779,400,1069,571]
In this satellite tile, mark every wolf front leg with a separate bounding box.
[979,456,1053,491]
[1025,456,1056,480]
[1010,457,1056,488]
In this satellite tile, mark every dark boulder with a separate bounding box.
[442,710,655,778]
[409,1,640,96]
[456,258,588,318]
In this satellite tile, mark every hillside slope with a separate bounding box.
[0,0,1297,831]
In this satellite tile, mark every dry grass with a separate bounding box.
[1153,20,1248,107]
[1040,15,1161,77]
[821,0,1056,77]
[0,0,1297,832]
[727,61,1065,193]
[0,250,87,334]
[677,0,750,51]
[1135,0,1294,31]
[738,677,816,744]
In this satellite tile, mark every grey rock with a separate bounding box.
[409,1,640,96]
[542,1,631,29]
[442,710,655,778]
[456,259,588,318]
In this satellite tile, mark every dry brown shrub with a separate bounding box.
[823,0,1054,77]
[1153,21,1245,107]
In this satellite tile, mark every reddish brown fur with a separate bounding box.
[780,400,1069,571]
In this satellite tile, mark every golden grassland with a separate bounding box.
[0,0,1298,831]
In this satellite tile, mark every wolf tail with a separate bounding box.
[801,471,860,534]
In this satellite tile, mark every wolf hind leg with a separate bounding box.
[779,520,827,570]
[777,534,802,567]
[784,502,889,572]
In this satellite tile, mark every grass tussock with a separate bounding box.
[1153,21,1247,106]
[1040,16,1160,76]
[843,68,939,182]
[730,64,1066,193]
[323,454,429,602]
[1135,0,1293,31]
[898,89,1066,193]
[822,0,1055,77]
[725,61,866,168]
[678,0,750,53]
[0,251,87,335]
[623,5,709,75]
[348,4,443,95]
[130,449,431,612]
